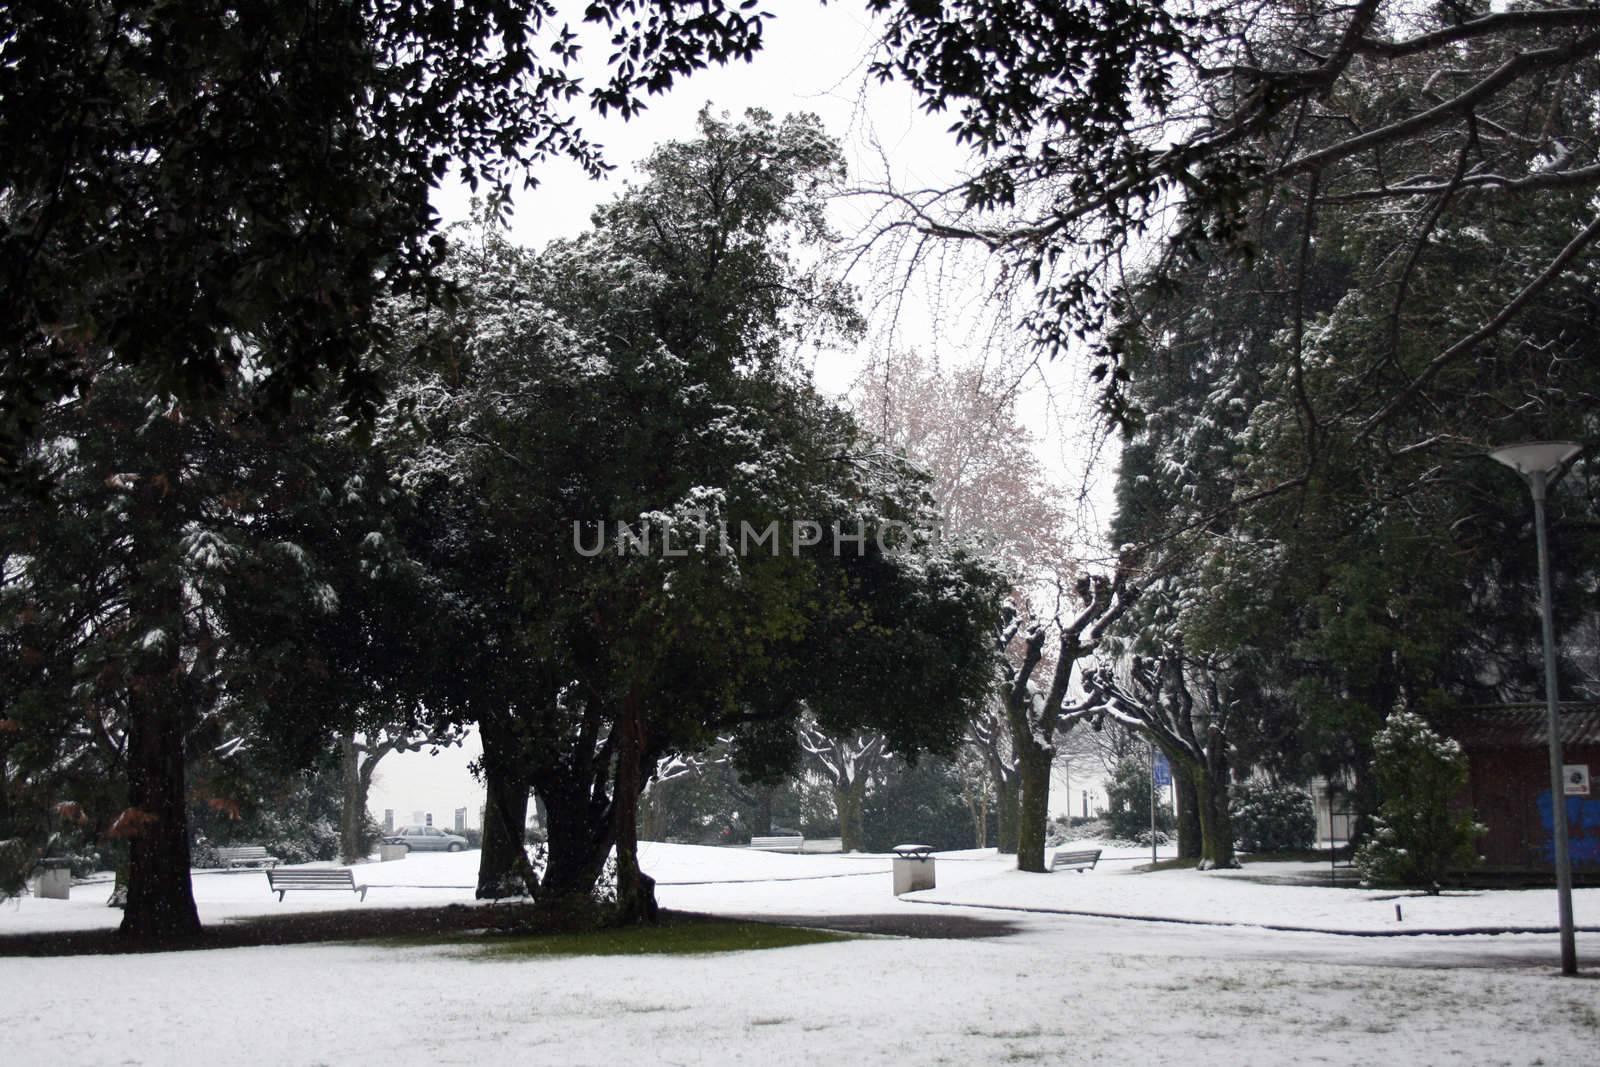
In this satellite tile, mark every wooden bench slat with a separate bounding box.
[1050,848,1102,873]
[215,845,281,869]
[265,867,367,901]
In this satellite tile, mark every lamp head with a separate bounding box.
[1488,441,1582,479]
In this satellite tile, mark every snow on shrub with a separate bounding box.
[1355,709,1484,894]
[1230,781,1316,853]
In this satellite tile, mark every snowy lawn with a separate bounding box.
[3,842,1597,1065]
[907,849,1600,933]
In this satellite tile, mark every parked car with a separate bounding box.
[383,825,468,852]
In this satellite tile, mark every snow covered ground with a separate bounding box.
[3,842,1596,1065]
[907,854,1600,933]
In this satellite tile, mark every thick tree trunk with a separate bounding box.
[119,659,200,940]
[1015,743,1053,873]
[835,779,866,853]
[1194,737,1239,870]
[477,718,535,899]
[1173,765,1202,860]
[538,783,613,900]
[995,773,1020,855]
[339,732,365,865]
[612,693,657,924]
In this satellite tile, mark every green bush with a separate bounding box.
[1046,816,1106,847]
[1231,781,1316,852]
[1355,709,1484,893]
[1105,757,1175,841]
[862,760,974,853]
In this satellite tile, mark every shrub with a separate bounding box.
[1104,757,1175,841]
[1231,781,1317,853]
[1355,709,1484,893]
[862,760,974,853]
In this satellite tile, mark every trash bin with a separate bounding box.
[32,858,71,900]
[891,843,935,895]
[378,843,408,862]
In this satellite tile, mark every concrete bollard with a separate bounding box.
[891,844,936,895]
[32,864,71,900]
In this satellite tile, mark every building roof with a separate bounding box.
[1436,703,1600,749]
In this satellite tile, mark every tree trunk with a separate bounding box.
[995,773,1020,855]
[835,779,866,853]
[339,731,365,864]
[1015,743,1053,873]
[107,861,128,909]
[640,780,667,842]
[754,787,774,837]
[1194,736,1239,870]
[538,783,613,901]
[612,693,657,924]
[119,648,201,940]
[477,717,535,899]
[1173,764,1202,860]
[962,780,989,849]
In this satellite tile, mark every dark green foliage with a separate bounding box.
[862,760,975,853]
[869,1,1600,426]
[1355,710,1484,893]
[1230,782,1316,853]
[0,0,773,468]
[1103,757,1175,842]
[384,109,1003,911]
[190,758,364,867]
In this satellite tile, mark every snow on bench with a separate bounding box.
[216,845,281,869]
[265,868,367,902]
[1050,848,1102,873]
[749,835,804,853]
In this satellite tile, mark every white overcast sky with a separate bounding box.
[369,3,1114,826]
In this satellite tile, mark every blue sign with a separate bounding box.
[1153,753,1171,787]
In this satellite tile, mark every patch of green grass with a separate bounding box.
[377,917,853,960]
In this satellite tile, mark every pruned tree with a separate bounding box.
[337,726,461,864]
[1078,652,1242,869]
[799,724,888,853]
[966,700,1020,854]
[852,348,1076,856]
[1001,573,1136,872]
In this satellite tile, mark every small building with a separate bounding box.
[1308,775,1356,849]
[1436,703,1600,880]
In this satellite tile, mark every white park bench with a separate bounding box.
[749,835,804,853]
[1050,848,1102,873]
[216,845,281,869]
[265,867,367,901]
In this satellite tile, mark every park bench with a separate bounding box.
[265,867,367,901]
[216,845,281,869]
[1050,848,1102,873]
[749,835,804,853]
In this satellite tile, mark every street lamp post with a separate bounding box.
[1489,440,1582,976]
